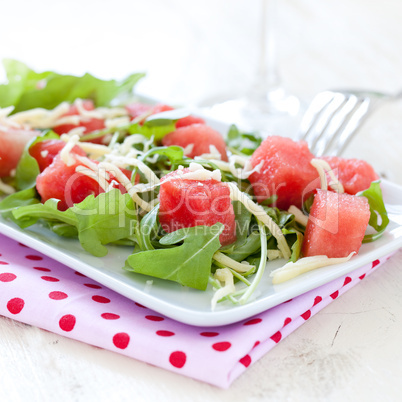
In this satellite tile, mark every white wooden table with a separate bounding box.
[1,0,402,400]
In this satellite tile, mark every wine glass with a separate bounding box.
[199,0,301,137]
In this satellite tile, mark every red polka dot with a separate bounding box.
[330,291,339,299]
[372,259,380,269]
[284,298,293,303]
[253,341,260,349]
[169,351,186,368]
[212,342,231,351]
[313,296,322,306]
[0,273,16,282]
[101,313,120,320]
[49,291,68,300]
[156,330,175,337]
[18,243,28,247]
[135,302,146,308]
[145,315,164,322]
[92,295,111,304]
[0,261,9,265]
[301,310,311,320]
[59,314,76,332]
[33,267,51,272]
[243,318,262,326]
[343,277,352,286]
[239,354,252,367]
[200,331,219,337]
[41,276,59,282]
[113,332,130,349]
[25,255,43,261]
[84,283,102,289]
[270,331,282,343]
[359,274,366,280]
[75,271,86,277]
[7,298,24,314]
[284,317,292,326]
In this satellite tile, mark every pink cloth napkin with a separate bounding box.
[0,233,392,388]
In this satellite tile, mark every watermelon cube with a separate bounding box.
[321,156,379,195]
[249,136,318,210]
[0,127,38,177]
[162,124,229,162]
[158,168,236,246]
[302,189,370,258]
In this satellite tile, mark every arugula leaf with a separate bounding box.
[144,108,191,126]
[357,181,390,242]
[15,130,59,190]
[0,59,145,112]
[0,187,40,225]
[128,121,176,140]
[12,198,78,228]
[226,124,262,156]
[70,190,137,257]
[137,204,160,251]
[11,190,137,257]
[125,224,223,290]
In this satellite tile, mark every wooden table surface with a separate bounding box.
[1,0,402,400]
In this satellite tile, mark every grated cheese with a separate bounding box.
[270,252,355,284]
[213,251,255,273]
[227,182,291,260]
[182,143,194,156]
[311,158,344,193]
[60,134,80,166]
[288,205,309,227]
[228,155,263,180]
[0,179,16,194]
[9,102,70,128]
[211,268,235,310]
[172,162,222,182]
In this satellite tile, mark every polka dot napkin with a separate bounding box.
[0,233,393,388]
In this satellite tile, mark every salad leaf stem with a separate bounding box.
[239,220,267,304]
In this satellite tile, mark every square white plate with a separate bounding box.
[1,178,402,327]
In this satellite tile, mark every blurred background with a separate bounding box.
[1,0,402,181]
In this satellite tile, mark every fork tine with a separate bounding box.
[313,95,359,156]
[301,93,348,155]
[331,97,371,156]
[299,91,335,140]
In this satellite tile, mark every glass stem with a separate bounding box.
[254,0,281,100]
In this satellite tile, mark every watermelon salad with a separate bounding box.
[0,61,390,309]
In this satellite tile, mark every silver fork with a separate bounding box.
[298,89,402,156]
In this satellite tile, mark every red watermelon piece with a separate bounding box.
[158,168,236,246]
[321,156,379,195]
[162,124,229,162]
[29,139,86,172]
[52,100,105,143]
[248,136,318,210]
[175,115,205,128]
[36,154,103,211]
[0,126,38,177]
[302,189,370,258]
[125,102,205,128]
[36,150,134,211]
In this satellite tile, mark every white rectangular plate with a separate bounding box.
[1,179,402,327]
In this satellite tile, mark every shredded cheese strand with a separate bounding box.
[98,162,152,212]
[311,158,344,193]
[270,252,355,284]
[227,182,291,260]
[211,268,236,310]
[0,178,16,195]
[288,205,309,227]
[104,154,160,185]
[213,251,255,273]
[75,166,108,192]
